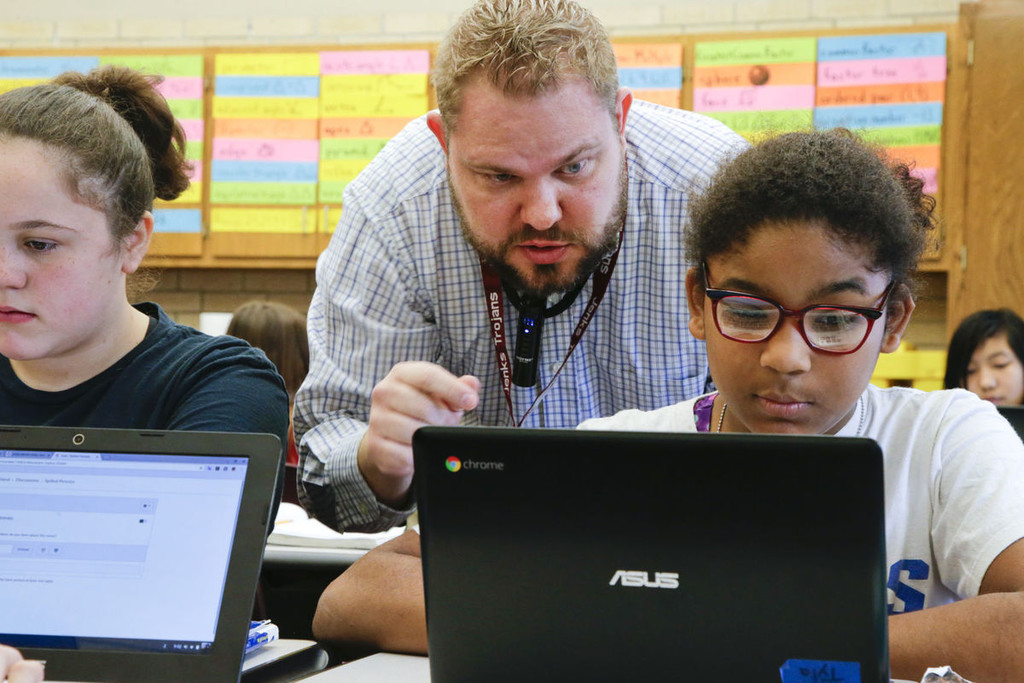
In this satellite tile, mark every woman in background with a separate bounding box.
[228,300,310,466]
[944,308,1024,405]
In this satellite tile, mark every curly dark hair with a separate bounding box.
[944,308,1024,391]
[685,128,937,303]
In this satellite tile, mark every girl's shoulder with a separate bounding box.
[135,302,280,376]
[577,395,706,433]
[862,383,993,416]
[860,384,1014,444]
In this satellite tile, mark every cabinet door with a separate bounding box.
[953,1,1024,326]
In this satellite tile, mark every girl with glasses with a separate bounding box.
[581,129,1024,682]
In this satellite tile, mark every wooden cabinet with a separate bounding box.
[946,0,1024,329]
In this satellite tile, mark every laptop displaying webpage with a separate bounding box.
[0,448,248,654]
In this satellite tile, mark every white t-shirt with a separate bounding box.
[579,384,1024,614]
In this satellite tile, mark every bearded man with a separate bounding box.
[294,0,746,534]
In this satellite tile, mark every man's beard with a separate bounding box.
[450,162,628,299]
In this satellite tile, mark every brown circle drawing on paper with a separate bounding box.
[748,65,770,86]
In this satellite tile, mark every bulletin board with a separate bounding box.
[0,22,962,270]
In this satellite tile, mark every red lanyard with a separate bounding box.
[480,228,623,426]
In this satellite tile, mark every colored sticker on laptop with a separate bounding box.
[779,659,860,683]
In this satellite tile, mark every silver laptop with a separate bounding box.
[414,427,890,683]
[0,425,281,683]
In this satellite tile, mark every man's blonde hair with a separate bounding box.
[432,0,619,132]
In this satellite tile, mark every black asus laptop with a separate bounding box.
[0,425,281,683]
[414,427,889,683]
[997,405,1024,440]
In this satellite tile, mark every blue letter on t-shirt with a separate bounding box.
[887,559,928,614]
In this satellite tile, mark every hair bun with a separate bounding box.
[53,65,192,201]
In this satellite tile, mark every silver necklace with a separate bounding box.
[716,401,728,432]
[854,396,866,434]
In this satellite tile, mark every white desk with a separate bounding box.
[241,639,330,682]
[241,639,322,672]
[302,653,430,682]
[262,543,367,570]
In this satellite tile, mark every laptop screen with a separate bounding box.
[0,447,247,654]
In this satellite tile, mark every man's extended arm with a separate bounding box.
[293,184,449,533]
[312,529,428,655]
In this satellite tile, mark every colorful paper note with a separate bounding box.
[153,208,202,234]
[694,37,817,140]
[212,53,321,217]
[211,182,317,206]
[320,50,430,76]
[213,139,321,163]
[210,207,315,233]
[0,56,98,80]
[215,53,320,77]
[317,49,430,204]
[815,32,946,194]
[0,77,45,94]
[320,139,390,161]
[319,117,409,139]
[215,119,319,140]
[614,43,683,109]
[173,184,203,205]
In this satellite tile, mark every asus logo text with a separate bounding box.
[608,570,680,589]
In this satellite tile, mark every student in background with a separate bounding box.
[944,308,1024,405]
[0,66,288,460]
[228,300,310,466]
[0,645,43,683]
[580,129,1024,682]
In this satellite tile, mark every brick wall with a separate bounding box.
[141,269,316,329]
[1,0,965,49]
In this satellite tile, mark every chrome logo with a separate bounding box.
[445,456,462,472]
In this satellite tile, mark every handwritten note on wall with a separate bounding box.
[815,33,946,194]
[0,56,97,93]
[318,50,430,210]
[153,208,202,233]
[0,55,204,233]
[614,44,683,108]
[693,38,817,139]
[210,207,315,233]
[211,53,321,233]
